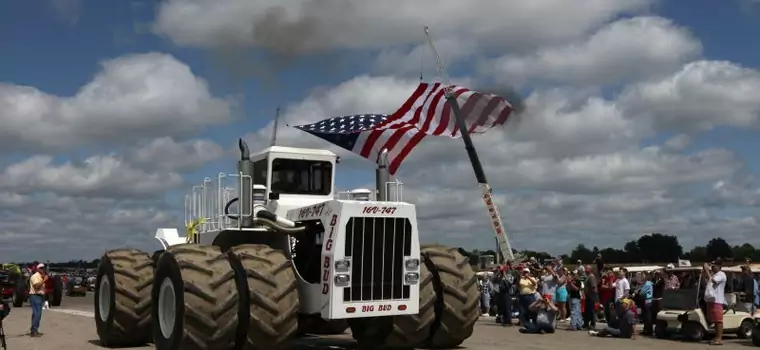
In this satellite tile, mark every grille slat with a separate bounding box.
[343,217,412,302]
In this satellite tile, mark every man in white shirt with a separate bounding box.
[28,263,48,337]
[614,270,630,301]
[703,261,727,345]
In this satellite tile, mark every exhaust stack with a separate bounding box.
[376,149,390,202]
[237,139,254,228]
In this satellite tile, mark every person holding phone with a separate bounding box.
[28,263,48,337]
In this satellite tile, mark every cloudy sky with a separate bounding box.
[1,0,760,261]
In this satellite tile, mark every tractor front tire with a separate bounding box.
[228,244,299,349]
[152,244,241,350]
[422,245,479,349]
[13,277,26,307]
[384,261,436,348]
[50,275,63,306]
[95,249,154,347]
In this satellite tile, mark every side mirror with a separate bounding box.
[268,192,280,200]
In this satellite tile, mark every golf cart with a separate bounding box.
[655,265,754,341]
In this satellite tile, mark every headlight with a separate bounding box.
[405,272,420,284]
[334,274,350,287]
[405,258,420,270]
[335,259,351,272]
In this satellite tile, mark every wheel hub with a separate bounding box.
[158,277,177,339]
[98,277,111,322]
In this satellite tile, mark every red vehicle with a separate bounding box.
[11,264,63,307]
[0,269,17,300]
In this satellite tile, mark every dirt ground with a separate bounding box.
[2,294,756,349]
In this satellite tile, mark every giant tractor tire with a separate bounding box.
[228,244,299,349]
[152,244,241,350]
[422,245,479,349]
[349,260,436,349]
[95,249,154,347]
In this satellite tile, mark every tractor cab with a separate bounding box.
[249,145,337,218]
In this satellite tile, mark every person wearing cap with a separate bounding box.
[703,260,727,345]
[588,298,637,339]
[28,263,48,337]
[518,267,538,326]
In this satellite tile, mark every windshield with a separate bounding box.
[270,158,332,195]
[662,288,699,310]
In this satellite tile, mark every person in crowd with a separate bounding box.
[567,270,584,330]
[519,295,558,334]
[754,274,759,316]
[528,257,542,274]
[614,269,630,305]
[495,266,514,326]
[637,272,654,335]
[518,267,538,326]
[588,298,637,339]
[703,261,727,346]
[652,270,666,324]
[594,253,604,274]
[599,268,616,322]
[665,268,680,290]
[739,266,756,315]
[28,263,48,337]
[575,260,585,276]
[555,267,569,322]
[582,266,598,329]
[480,274,494,316]
[540,266,557,303]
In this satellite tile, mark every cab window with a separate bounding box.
[270,158,332,195]
[253,160,267,186]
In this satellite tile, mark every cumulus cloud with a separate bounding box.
[0,53,234,152]
[0,154,183,198]
[153,0,653,53]
[619,60,760,131]
[484,16,703,86]
[0,193,175,259]
[127,137,226,172]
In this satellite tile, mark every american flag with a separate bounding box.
[293,82,514,174]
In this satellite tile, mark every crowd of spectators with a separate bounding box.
[477,254,760,342]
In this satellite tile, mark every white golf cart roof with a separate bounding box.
[612,265,664,273]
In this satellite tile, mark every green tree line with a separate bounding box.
[459,234,758,265]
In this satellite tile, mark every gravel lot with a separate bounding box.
[1,294,755,349]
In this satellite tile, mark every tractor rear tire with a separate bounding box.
[384,261,436,348]
[95,249,154,347]
[228,244,299,349]
[50,275,63,306]
[422,245,479,349]
[152,244,240,350]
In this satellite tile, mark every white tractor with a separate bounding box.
[93,139,480,350]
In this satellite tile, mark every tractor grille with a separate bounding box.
[343,217,411,302]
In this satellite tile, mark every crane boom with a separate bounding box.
[423,26,515,262]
